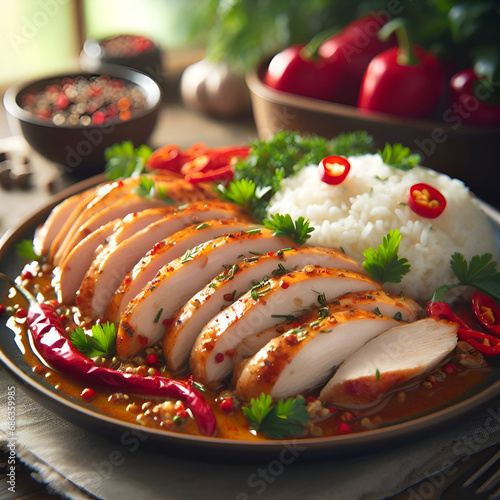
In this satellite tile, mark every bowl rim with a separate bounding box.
[245,64,498,135]
[3,64,162,130]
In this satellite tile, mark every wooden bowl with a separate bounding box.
[246,65,500,207]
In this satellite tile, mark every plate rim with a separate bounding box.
[1,177,500,460]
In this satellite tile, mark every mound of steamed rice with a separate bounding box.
[266,154,498,304]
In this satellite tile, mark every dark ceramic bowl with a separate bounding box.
[80,35,164,86]
[246,65,500,208]
[3,65,162,177]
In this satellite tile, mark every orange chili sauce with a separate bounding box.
[4,268,495,441]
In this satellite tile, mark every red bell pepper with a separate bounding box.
[0,273,217,436]
[318,13,396,106]
[318,156,351,185]
[449,68,500,127]
[263,31,343,102]
[358,18,445,119]
[471,291,500,336]
[408,183,446,219]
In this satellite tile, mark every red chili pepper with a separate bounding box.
[0,273,216,436]
[318,156,351,185]
[358,18,445,119]
[427,300,500,356]
[408,183,446,219]
[264,30,344,102]
[185,164,234,184]
[318,13,396,105]
[146,144,183,172]
[471,291,500,336]
[449,68,500,127]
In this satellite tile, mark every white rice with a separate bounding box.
[266,154,498,304]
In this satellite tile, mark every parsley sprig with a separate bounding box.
[242,393,310,439]
[362,229,411,284]
[132,177,176,204]
[104,141,152,180]
[263,214,314,245]
[431,253,500,302]
[16,240,41,262]
[221,130,375,221]
[70,322,116,358]
[378,143,421,171]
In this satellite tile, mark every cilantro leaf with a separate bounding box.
[263,214,314,245]
[431,253,500,302]
[362,229,411,283]
[16,239,41,262]
[70,322,116,358]
[242,393,310,439]
[378,143,420,171]
[104,141,152,180]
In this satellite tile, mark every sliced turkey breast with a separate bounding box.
[48,177,146,263]
[190,267,383,388]
[164,246,364,373]
[106,201,252,322]
[233,310,401,401]
[55,206,179,304]
[33,189,94,257]
[53,173,216,265]
[76,216,255,320]
[116,228,295,359]
[232,290,424,365]
[319,317,458,409]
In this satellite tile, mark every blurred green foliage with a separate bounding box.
[188,0,500,78]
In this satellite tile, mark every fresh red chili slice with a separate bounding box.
[185,164,234,184]
[408,183,446,219]
[318,156,351,185]
[471,291,500,336]
[146,144,182,172]
[427,300,500,356]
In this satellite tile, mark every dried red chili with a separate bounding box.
[408,183,446,219]
[471,291,500,336]
[0,273,216,435]
[318,156,351,185]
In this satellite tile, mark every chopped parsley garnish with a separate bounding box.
[242,393,310,439]
[196,223,210,230]
[375,368,381,383]
[263,214,314,245]
[220,130,375,221]
[16,239,41,262]
[378,143,421,171]
[104,141,152,180]
[181,244,203,263]
[154,308,163,324]
[132,177,176,204]
[250,279,272,300]
[70,322,116,358]
[271,263,291,276]
[431,253,500,302]
[362,229,411,284]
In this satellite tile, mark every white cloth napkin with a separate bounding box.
[2,368,500,500]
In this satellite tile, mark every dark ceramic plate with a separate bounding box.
[1,178,500,461]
